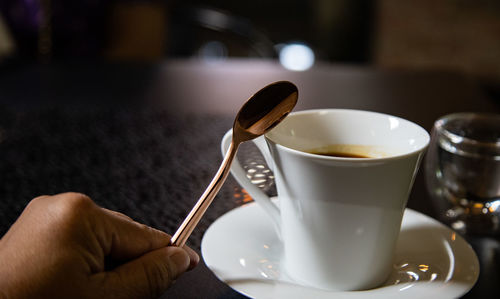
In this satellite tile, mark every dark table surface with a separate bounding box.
[0,59,498,298]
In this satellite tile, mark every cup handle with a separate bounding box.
[221,129,281,238]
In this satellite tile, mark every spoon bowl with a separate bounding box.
[234,81,299,141]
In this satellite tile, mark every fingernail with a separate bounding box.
[170,252,189,275]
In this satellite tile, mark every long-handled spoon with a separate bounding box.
[170,81,298,247]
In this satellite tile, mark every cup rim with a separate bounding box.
[435,112,500,147]
[265,109,430,162]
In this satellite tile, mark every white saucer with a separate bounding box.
[201,199,479,299]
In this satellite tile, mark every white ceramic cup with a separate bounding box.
[221,109,430,291]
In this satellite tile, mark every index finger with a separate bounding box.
[96,207,171,261]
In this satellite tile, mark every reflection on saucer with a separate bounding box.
[201,199,479,299]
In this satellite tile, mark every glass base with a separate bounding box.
[439,198,500,236]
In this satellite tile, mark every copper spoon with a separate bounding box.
[170,81,298,247]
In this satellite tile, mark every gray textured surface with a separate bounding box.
[0,105,243,251]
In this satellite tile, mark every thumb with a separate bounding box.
[96,247,190,299]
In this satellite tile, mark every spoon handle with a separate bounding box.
[170,139,239,247]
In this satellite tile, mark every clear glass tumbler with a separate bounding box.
[425,113,500,235]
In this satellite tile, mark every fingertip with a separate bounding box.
[166,247,191,277]
[148,227,172,248]
[182,246,200,270]
[99,247,190,298]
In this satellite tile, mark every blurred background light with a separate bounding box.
[278,42,315,71]
[198,40,228,62]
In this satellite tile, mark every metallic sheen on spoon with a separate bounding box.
[170,81,298,247]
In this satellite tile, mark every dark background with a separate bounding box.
[1,0,500,85]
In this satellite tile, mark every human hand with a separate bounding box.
[0,192,199,298]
